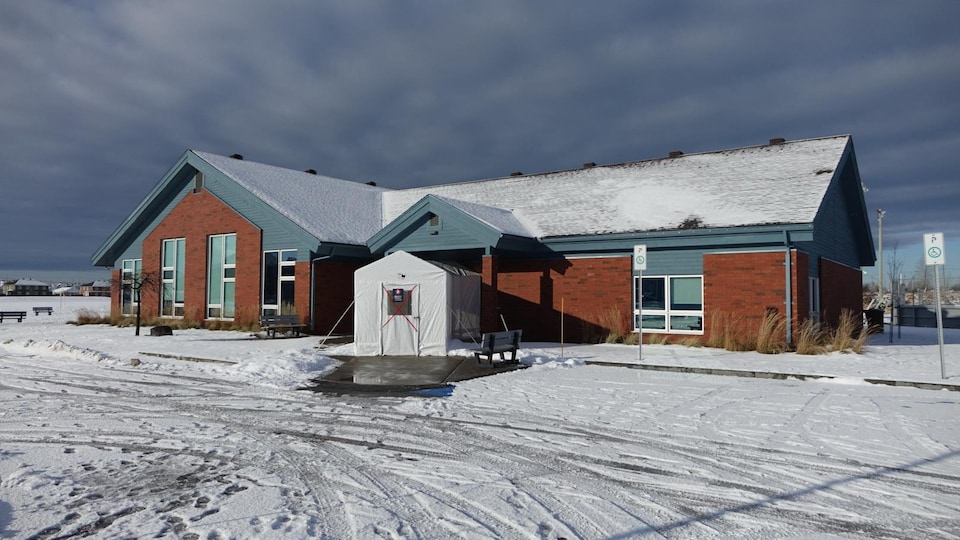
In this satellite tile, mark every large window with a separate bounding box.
[262,249,297,315]
[634,275,703,333]
[120,258,141,316]
[161,238,185,317]
[207,234,236,319]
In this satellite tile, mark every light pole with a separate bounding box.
[877,209,885,319]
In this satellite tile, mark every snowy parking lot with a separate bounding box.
[1,297,959,538]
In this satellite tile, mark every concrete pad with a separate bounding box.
[302,355,526,395]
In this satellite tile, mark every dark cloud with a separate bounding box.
[1,0,957,281]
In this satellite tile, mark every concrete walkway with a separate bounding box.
[586,361,960,392]
[302,355,526,394]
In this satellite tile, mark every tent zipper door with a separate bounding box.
[380,284,420,355]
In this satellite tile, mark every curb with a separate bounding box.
[584,361,960,392]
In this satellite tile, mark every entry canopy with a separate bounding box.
[353,251,481,356]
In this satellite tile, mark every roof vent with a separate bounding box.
[304,169,317,175]
[366,181,377,186]
[668,150,683,158]
[583,162,596,168]
[230,153,244,160]
[510,171,523,177]
[769,137,786,145]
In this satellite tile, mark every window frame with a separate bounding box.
[262,249,297,316]
[207,233,236,320]
[633,274,704,334]
[120,258,142,316]
[161,238,185,318]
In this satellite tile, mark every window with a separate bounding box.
[161,238,185,317]
[809,277,821,322]
[633,275,703,333]
[207,233,236,319]
[193,171,204,193]
[120,258,141,316]
[262,249,297,315]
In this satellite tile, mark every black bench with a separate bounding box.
[0,311,28,323]
[259,314,307,338]
[473,329,523,365]
[33,306,54,316]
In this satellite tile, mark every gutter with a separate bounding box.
[784,231,793,345]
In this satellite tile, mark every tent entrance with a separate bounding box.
[380,284,420,355]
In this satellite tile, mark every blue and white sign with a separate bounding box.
[924,233,946,266]
[633,245,647,271]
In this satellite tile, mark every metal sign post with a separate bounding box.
[923,233,947,379]
[633,245,647,363]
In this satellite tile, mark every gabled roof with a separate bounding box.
[367,194,541,255]
[382,136,853,238]
[194,152,386,244]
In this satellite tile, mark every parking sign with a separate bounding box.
[924,233,945,266]
[633,245,647,271]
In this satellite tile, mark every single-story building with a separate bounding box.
[2,279,52,296]
[91,135,875,346]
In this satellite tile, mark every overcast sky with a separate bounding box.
[1,1,957,285]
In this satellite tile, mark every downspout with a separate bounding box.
[310,253,333,332]
[783,231,793,345]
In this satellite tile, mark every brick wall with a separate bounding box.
[493,256,632,342]
[820,257,863,327]
[140,190,262,324]
[311,260,363,335]
[703,250,819,343]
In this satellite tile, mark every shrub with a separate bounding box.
[678,337,703,348]
[646,333,670,345]
[827,309,868,353]
[794,318,826,355]
[756,311,787,354]
[71,309,111,325]
[598,307,628,344]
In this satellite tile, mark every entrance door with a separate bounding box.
[380,284,419,355]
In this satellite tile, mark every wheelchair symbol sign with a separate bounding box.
[924,233,945,266]
[633,245,647,271]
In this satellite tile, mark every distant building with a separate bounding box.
[2,279,52,296]
[80,280,112,297]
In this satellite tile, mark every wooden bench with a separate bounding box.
[259,314,307,338]
[473,329,523,365]
[33,306,54,316]
[0,311,28,323]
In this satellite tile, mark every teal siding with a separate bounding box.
[196,163,319,257]
[803,147,873,271]
[390,215,489,253]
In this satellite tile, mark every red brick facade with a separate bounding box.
[137,190,263,324]
[704,250,800,343]
[819,257,863,327]
[312,260,364,335]
[484,256,633,342]
[109,188,863,344]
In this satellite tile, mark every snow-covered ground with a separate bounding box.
[1,296,958,539]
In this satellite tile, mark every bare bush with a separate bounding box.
[756,311,788,354]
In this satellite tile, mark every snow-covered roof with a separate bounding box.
[15,279,49,286]
[430,195,539,238]
[194,136,850,246]
[195,152,388,245]
[383,136,850,238]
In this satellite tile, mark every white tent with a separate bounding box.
[353,250,481,356]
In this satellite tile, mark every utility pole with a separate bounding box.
[877,209,885,326]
